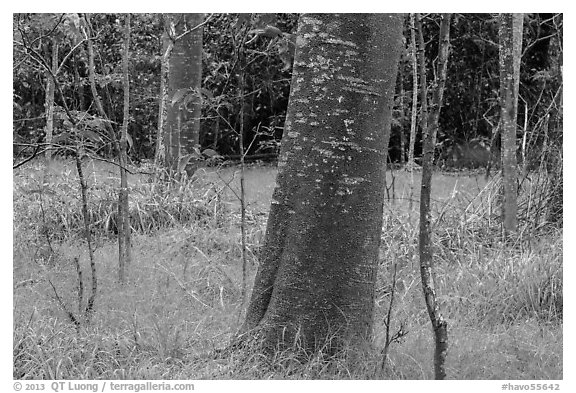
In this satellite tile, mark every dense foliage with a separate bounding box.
[13,13,562,167]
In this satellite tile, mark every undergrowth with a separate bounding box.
[13,159,562,379]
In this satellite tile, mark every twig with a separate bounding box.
[174,13,214,41]
[48,279,80,328]
[72,256,84,317]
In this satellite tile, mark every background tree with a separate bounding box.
[154,14,170,168]
[117,13,132,283]
[43,36,58,163]
[407,13,418,171]
[158,14,205,173]
[83,14,117,151]
[13,14,561,172]
[240,13,403,354]
[429,14,452,150]
[498,13,523,236]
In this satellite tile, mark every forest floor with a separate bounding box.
[12,158,562,380]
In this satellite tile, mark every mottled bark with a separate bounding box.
[416,13,448,380]
[179,14,203,155]
[407,13,418,171]
[498,13,523,235]
[241,13,403,354]
[163,13,204,171]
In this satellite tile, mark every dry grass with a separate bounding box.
[13,158,562,379]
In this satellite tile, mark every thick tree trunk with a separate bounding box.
[240,14,403,355]
[498,13,523,236]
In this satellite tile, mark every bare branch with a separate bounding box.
[174,13,214,41]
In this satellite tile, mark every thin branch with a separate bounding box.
[56,37,89,75]
[86,154,136,175]
[48,279,80,327]
[175,13,214,41]
[13,149,43,170]
[522,33,559,58]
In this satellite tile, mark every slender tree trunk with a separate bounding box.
[84,14,116,150]
[429,13,451,151]
[399,71,405,165]
[73,55,85,111]
[75,154,97,320]
[498,13,523,236]
[238,71,248,309]
[416,13,448,380]
[415,15,428,148]
[118,13,132,284]
[155,15,171,169]
[240,14,403,355]
[212,114,219,150]
[163,15,179,171]
[407,13,419,171]
[44,37,58,164]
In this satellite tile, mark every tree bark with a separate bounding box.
[179,14,203,156]
[44,37,58,163]
[498,13,523,236]
[416,13,448,380]
[428,14,452,151]
[163,13,204,171]
[154,14,171,168]
[399,70,405,165]
[118,13,132,284]
[84,14,116,150]
[240,13,403,355]
[407,14,419,171]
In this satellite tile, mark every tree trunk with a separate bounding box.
[498,13,523,236]
[73,54,85,111]
[428,13,452,151]
[240,13,403,355]
[416,13,448,380]
[407,13,419,171]
[44,37,58,164]
[164,13,204,172]
[399,71,405,165]
[118,13,132,284]
[154,14,171,168]
[179,14,203,156]
[84,14,116,150]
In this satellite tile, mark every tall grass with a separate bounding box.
[13,159,562,379]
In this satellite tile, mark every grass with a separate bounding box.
[13,158,562,379]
